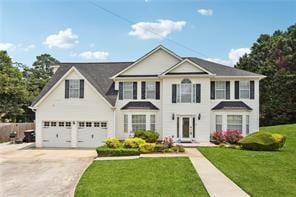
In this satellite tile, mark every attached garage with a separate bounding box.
[42,121,72,147]
[41,121,108,148]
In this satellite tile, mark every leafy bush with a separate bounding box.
[211,131,225,144]
[154,144,167,153]
[96,146,140,157]
[123,137,145,148]
[104,138,121,148]
[172,145,185,153]
[224,130,243,144]
[239,132,286,151]
[161,136,174,148]
[139,143,156,153]
[134,130,159,143]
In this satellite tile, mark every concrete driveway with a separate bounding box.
[0,143,96,197]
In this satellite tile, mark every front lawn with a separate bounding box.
[199,124,296,197]
[75,157,208,197]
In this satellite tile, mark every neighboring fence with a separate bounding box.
[0,123,35,142]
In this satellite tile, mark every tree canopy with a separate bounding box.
[235,24,296,125]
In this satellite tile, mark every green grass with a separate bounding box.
[75,157,208,197]
[199,124,296,197]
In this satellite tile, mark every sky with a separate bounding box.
[0,0,295,67]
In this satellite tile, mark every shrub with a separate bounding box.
[96,146,140,157]
[161,136,174,148]
[134,130,159,143]
[139,143,156,153]
[239,132,286,151]
[154,144,167,153]
[211,131,225,144]
[123,137,145,148]
[224,130,243,144]
[172,145,185,153]
[104,138,121,148]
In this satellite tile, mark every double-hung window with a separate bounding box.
[123,82,133,99]
[239,81,250,99]
[124,114,128,133]
[69,80,80,98]
[227,115,243,133]
[146,81,156,99]
[150,114,156,131]
[216,115,222,131]
[132,115,146,132]
[215,81,226,99]
[246,115,250,135]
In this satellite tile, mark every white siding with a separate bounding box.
[169,61,204,73]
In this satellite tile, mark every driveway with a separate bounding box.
[0,143,96,197]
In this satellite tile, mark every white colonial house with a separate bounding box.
[30,45,265,148]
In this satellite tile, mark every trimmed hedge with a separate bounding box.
[96,146,140,157]
[239,132,286,151]
[134,130,159,143]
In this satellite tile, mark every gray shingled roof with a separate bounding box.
[212,101,252,111]
[31,62,132,107]
[31,56,263,107]
[186,57,263,77]
[121,101,159,110]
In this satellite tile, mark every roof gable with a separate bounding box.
[112,45,182,78]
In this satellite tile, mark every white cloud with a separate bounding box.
[207,48,251,66]
[0,43,15,51]
[79,51,109,60]
[23,44,35,52]
[43,28,78,48]
[197,9,213,16]
[129,19,186,40]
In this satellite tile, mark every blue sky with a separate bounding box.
[1,0,295,67]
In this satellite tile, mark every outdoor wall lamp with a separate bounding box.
[198,113,201,120]
[172,113,175,120]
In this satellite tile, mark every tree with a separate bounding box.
[235,24,296,126]
[0,51,29,122]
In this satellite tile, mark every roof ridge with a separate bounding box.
[60,61,134,64]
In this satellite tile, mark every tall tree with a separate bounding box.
[0,51,29,122]
[235,24,296,126]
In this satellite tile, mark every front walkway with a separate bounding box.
[186,148,249,197]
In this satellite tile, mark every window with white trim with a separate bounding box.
[246,115,250,135]
[79,122,85,128]
[51,122,56,127]
[101,122,107,128]
[124,115,128,133]
[215,81,226,99]
[123,82,133,99]
[43,121,50,128]
[180,79,192,103]
[239,81,250,99]
[69,80,80,98]
[59,122,64,127]
[146,81,156,99]
[150,114,156,131]
[86,122,92,127]
[216,115,222,131]
[65,122,71,128]
[94,122,100,127]
[227,115,242,133]
[132,115,146,132]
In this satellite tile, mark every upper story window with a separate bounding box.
[65,79,84,99]
[146,81,156,99]
[180,79,192,103]
[123,82,133,99]
[215,81,226,99]
[172,79,200,104]
[239,81,250,99]
[69,80,80,98]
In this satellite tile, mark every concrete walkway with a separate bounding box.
[186,148,249,197]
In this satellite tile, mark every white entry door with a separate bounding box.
[77,121,108,148]
[42,121,72,147]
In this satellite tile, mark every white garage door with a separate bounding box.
[77,121,108,148]
[42,121,72,147]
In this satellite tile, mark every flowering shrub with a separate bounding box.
[211,131,225,144]
[161,136,174,148]
[123,137,145,148]
[224,130,243,144]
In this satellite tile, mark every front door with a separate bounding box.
[181,116,192,141]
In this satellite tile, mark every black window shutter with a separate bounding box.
[250,80,255,99]
[210,81,215,99]
[156,81,160,100]
[119,82,123,100]
[172,84,177,103]
[196,84,201,103]
[141,81,146,99]
[65,80,69,99]
[133,82,137,100]
[193,117,195,138]
[79,80,84,98]
[226,81,230,100]
[235,81,240,99]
